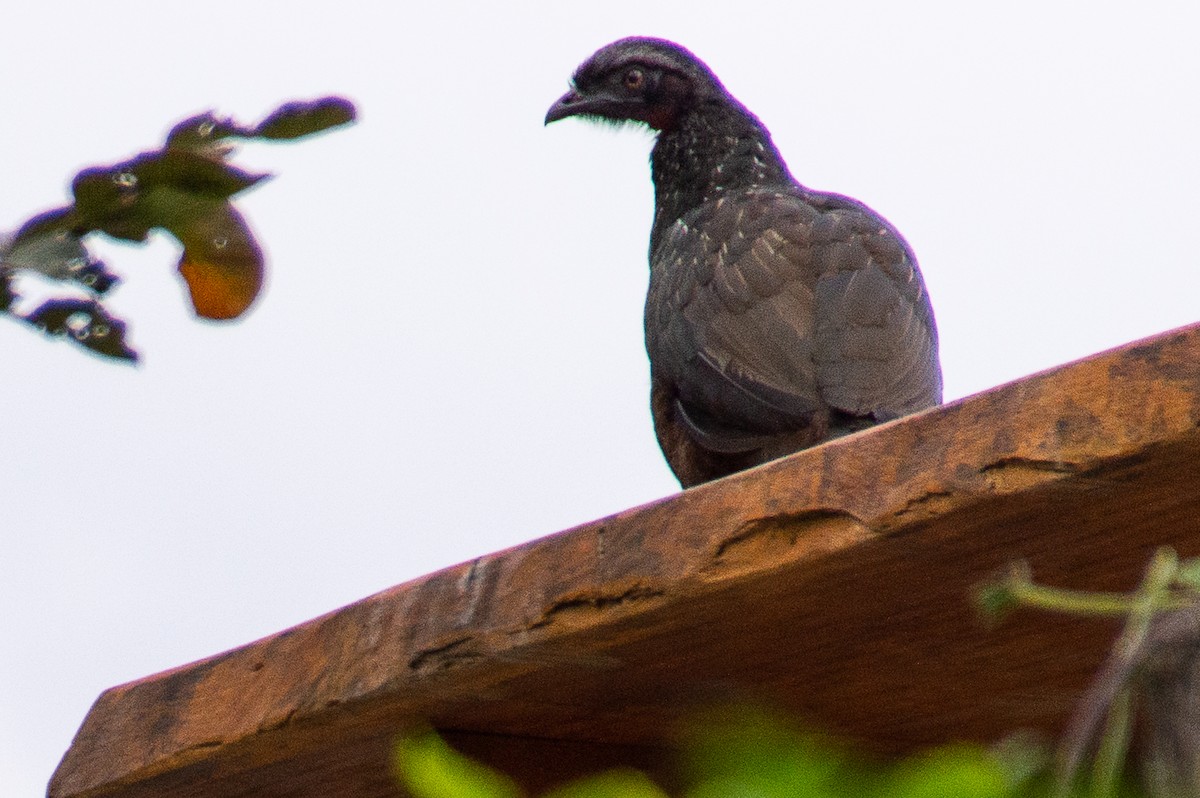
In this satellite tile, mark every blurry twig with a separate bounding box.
[980,546,1200,798]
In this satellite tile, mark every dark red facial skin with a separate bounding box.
[545,38,719,133]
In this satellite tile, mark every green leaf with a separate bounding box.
[1173,558,1200,592]
[876,745,1010,798]
[393,731,523,798]
[5,94,354,360]
[4,207,119,293]
[165,97,358,151]
[681,706,851,798]
[170,202,264,320]
[542,769,670,798]
[137,150,268,199]
[68,149,269,320]
[976,581,1020,623]
[25,298,137,362]
[165,112,252,155]
[71,166,154,242]
[1,270,17,311]
[72,149,268,242]
[254,96,357,140]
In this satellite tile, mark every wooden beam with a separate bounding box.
[50,322,1200,797]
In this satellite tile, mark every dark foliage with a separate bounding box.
[1,95,356,362]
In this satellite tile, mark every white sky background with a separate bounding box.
[3,1,1199,794]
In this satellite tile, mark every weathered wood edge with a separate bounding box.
[49,322,1200,797]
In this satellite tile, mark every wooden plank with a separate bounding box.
[50,322,1200,798]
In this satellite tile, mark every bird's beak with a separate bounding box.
[545,88,585,125]
[546,86,649,126]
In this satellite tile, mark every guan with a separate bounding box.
[547,37,942,487]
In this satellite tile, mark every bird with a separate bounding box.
[546,37,942,487]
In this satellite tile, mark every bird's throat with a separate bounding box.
[648,102,791,256]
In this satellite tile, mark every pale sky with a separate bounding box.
[4,2,1199,794]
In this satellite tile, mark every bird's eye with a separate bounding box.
[622,68,645,90]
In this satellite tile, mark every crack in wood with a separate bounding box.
[891,490,959,521]
[259,708,299,733]
[709,509,874,573]
[980,456,1080,475]
[979,456,1082,493]
[408,636,480,673]
[529,585,666,630]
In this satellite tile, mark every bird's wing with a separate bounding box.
[646,187,940,444]
[807,190,942,418]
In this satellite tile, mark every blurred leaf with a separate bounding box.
[0,270,15,311]
[71,152,268,242]
[70,166,152,242]
[681,705,853,798]
[64,96,353,321]
[875,745,1010,798]
[137,150,268,200]
[977,581,1020,624]
[255,96,357,140]
[173,203,264,320]
[165,112,251,157]
[990,732,1052,790]
[393,731,523,798]
[71,151,269,319]
[4,207,119,293]
[542,769,669,798]
[1173,558,1200,592]
[25,298,137,362]
[5,94,354,359]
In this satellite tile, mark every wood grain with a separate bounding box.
[50,322,1200,797]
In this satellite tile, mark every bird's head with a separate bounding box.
[545,37,728,132]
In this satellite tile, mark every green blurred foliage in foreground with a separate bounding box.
[391,705,1144,798]
[394,551,1200,798]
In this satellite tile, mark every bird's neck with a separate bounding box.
[649,100,792,255]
